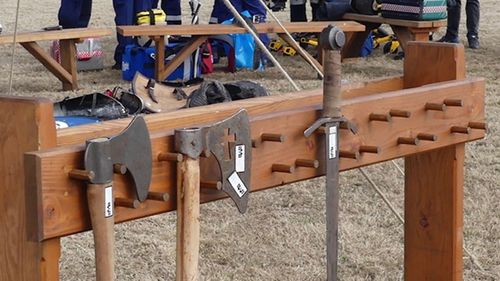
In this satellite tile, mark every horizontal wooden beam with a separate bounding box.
[0,28,112,44]
[343,13,446,28]
[117,21,365,37]
[26,78,485,241]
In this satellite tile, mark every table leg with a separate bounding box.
[391,26,437,52]
[59,39,78,91]
[404,144,464,281]
[154,36,166,81]
[159,35,207,81]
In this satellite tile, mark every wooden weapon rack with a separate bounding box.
[0,42,486,280]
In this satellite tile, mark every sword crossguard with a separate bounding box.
[304,117,346,137]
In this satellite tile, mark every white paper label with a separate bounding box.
[104,186,113,218]
[235,145,245,172]
[328,126,338,159]
[228,172,248,198]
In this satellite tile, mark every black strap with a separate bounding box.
[148,10,156,25]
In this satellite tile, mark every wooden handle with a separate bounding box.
[176,157,200,281]
[87,183,115,281]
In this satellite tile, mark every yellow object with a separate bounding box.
[283,46,296,56]
[300,37,318,47]
[136,9,167,25]
[269,39,284,51]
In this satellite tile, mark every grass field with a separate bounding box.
[0,0,498,280]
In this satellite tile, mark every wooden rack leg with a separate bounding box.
[41,238,62,281]
[176,157,200,281]
[59,39,78,91]
[404,144,464,281]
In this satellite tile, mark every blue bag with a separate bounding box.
[122,42,201,82]
[222,11,260,70]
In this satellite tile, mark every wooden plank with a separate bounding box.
[59,39,78,91]
[20,42,73,84]
[159,35,207,81]
[343,13,446,28]
[404,42,465,88]
[117,21,365,37]
[0,96,57,281]
[404,144,464,281]
[0,28,112,44]
[55,75,405,146]
[29,78,485,240]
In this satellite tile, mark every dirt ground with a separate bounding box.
[0,0,499,280]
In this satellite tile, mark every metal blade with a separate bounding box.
[325,121,340,280]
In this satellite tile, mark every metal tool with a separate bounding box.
[175,109,252,281]
[71,116,152,281]
[304,25,345,281]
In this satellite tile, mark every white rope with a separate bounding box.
[8,0,22,94]
[255,0,324,79]
[220,0,301,91]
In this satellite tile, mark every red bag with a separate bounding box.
[201,40,214,74]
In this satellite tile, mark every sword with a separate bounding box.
[304,25,345,281]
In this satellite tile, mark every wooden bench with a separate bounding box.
[117,21,365,81]
[342,13,446,58]
[0,28,112,90]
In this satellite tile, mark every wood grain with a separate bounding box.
[0,96,57,281]
[28,78,485,240]
[117,21,365,37]
[59,39,78,91]
[404,144,464,281]
[0,28,112,44]
[20,42,73,84]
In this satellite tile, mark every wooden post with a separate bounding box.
[0,96,58,281]
[176,158,200,281]
[59,39,78,91]
[404,144,464,280]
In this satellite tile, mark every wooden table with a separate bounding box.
[342,13,447,58]
[117,21,365,81]
[0,28,112,90]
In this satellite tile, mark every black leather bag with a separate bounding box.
[317,0,353,21]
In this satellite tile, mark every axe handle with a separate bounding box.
[87,183,115,281]
[176,157,200,281]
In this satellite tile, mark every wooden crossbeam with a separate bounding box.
[25,78,485,241]
[0,28,112,44]
[117,21,365,37]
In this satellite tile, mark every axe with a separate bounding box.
[70,116,152,280]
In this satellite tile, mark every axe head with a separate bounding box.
[110,116,152,202]
[85,116,152,202]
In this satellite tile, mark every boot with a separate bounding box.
[290,4,307,22]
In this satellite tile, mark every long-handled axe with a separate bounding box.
[304,25,345,281]
[70,116,152,280]
[175,109,252,281]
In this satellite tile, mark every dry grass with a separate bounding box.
[0,0,499,280]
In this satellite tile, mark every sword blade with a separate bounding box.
[325,122,340,280]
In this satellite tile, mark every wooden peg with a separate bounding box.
[251,139,260,148]
[113,164,127,175]
[272,164,295,174]
[68,169,95,181]
[200,181,222,190]
[339,150,360,160]
[295,159,319,169]
[468,121,487,130]
[158,152,183,162]
[261,133,286,143]
[397,137,420,145]
[425,103,446,111]
[369,113,392,122]
[443,99,463,107]
[147,192,169,202]
[417,133,438,141]
[115,198,140,209]
[389,109,411,118]
[359,145,380,154]
[450,126,471,134]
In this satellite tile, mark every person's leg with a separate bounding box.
[58,0,85,28]
[113,0,134,67]
[310,0,320,21]
[162,0,182,24]
[78,0,92,28]
[465,0,480,48]
[209,0,243,23]
[439,0,461,42]
[290,0,307,22]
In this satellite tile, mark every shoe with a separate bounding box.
[437,35,460,44]
[111,62,121,70]
[468,35,480,49]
